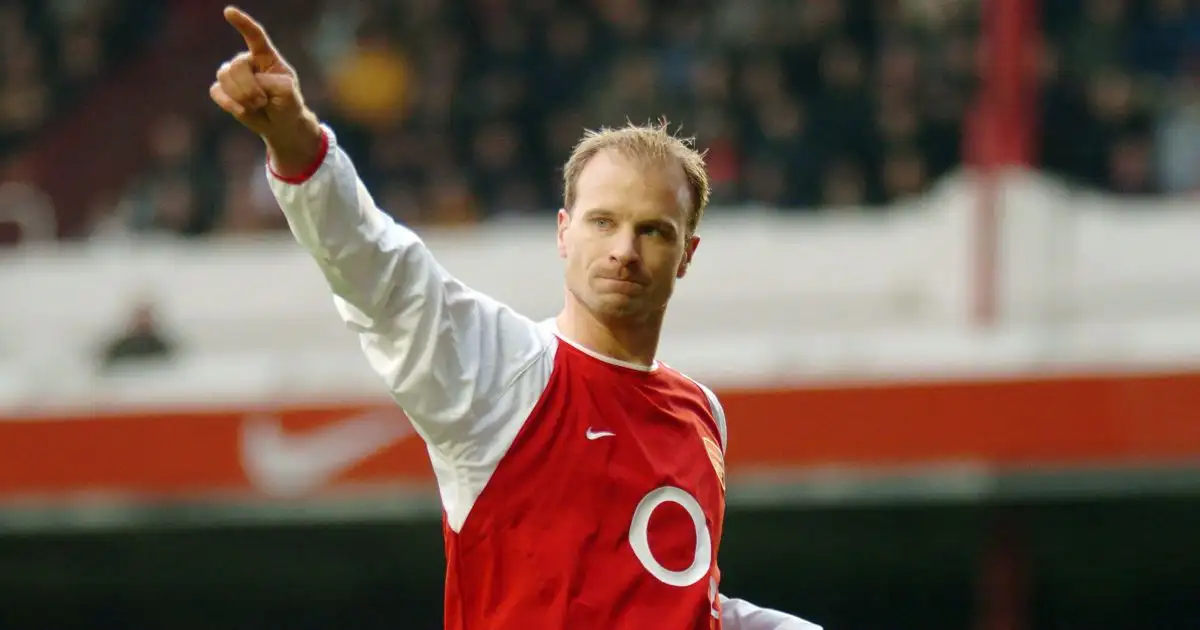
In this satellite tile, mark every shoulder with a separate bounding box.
[535,317,559,340]
[658,363,728,452]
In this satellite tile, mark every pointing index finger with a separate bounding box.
[224,6,274,57]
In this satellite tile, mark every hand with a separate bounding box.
[210,6,321,172]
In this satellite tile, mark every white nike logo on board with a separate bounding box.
[586,428,615,440]
[239,410,414,498]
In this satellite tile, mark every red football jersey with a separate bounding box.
[443,336,728,629]
[269,127,821,630]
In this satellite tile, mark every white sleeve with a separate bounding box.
[692,380,728,451]
[267,127,548,454]
[719,596,823,630]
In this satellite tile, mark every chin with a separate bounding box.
[590,293,659,322]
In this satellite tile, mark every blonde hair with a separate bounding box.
[562,121,711,235]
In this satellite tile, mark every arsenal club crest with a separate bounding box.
[702,436,725,489]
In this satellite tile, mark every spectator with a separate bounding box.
[100,302,176,369]
[1061,0,1128,79]
[821,157,869,208]
[0,36,52,148]
[327,24,412,130]
[1108,134,1156,194]
[1156,70,1200,193]
[117,114,211,236]
[1129,0,1200,81]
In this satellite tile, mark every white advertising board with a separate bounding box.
[2,171,1199,409]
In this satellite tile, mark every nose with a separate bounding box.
[607,228,640,266]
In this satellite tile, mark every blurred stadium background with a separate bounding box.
[1,0,1199,627]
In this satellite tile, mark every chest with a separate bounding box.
[491,363,727,541]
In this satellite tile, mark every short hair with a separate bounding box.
[562,121,711,235]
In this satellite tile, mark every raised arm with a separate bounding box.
[210,8,547,452]
[269,128,546,438]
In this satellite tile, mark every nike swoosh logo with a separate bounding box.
[586,428,615,440]
[239,410,414,498]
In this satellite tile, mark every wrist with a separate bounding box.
[264,112,325,181]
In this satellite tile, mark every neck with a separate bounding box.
[557,293,664,368]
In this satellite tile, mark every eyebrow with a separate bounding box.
[641,218,678,236]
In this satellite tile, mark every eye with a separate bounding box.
[640,224,672,239]
[591,216,615,229]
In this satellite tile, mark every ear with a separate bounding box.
[556,208,571,259]
[677,235,700,279]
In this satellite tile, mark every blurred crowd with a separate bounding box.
[0,0,163,154]
[70,0,985,239]
[2,0,1200,243]
[1040,0,1200,194]
[286,0,977,221]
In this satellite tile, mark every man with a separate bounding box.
[210,6,822,630]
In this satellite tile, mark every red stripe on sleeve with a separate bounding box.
[268,128,330,184]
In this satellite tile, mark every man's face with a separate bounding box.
[557,150,699,323]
